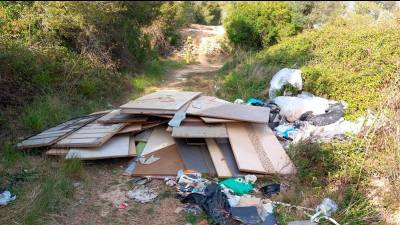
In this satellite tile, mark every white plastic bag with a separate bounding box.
[269,68,303,99]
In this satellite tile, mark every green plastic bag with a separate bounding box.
[219,177,254,196]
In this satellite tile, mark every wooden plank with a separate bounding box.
[120,91,202,111]
[251,123,296,174]
[66,135,134,159]
[206,138,232,178]
[172,122,228,138]
[129,135,136,155]
[89,109,112,115]
[46,149,69,156]
[55,122,125,148]
[187,96,270,123]
[142,126,175,155]
[132,145,185,176]
[175,139,217,176]
[18,115,99,149]
[215,138,242,177]
[135,129,153,142]
[120,108,177,115]
[118,124,142,134]
[98,109,148,124]
[201,117,237,123]
[226,123,267,174]
[142,120,168,130]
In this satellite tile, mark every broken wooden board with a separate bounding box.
[226,123,267,174]
[175,138,217,176]
[118,124,142,134]
[187,96,270,123]
[120,91,202,111]
[18,115,100,149]
[251,123,296,174]
[172,122,228,138]
[141,126,175,155]
[205,138,232,178]
[142,120,168,130]
[132,144,185,176]
[98,109,147,124]
[135,129,153,142]
[55,122,125,148]
[66,135,135,159]
[46,148,69,156]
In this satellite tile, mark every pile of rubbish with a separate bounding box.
[18,90,296,177]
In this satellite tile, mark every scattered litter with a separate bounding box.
[310,198,339,224]
[247,98,265,106]
[181,183,231,225]
[219,177,254,196]
[234,99,245,104]
[269,68,302,99]
[126,187,158,203]
[130,177,151,186]
[261,183,281,198]
[0,191,16,206]
[139,155,160,165]
[244,174,257,184]
[118,202,128,209]
[259,202,277,224]
[182,204,203,215]
[123,159,137,176]
[288,221,317,225]
[231,206,262,225]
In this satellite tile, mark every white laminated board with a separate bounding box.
[172,122,228,138]
[141,126,175,156]
[206,138,232,178]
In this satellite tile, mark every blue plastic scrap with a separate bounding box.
[247,98,265,106]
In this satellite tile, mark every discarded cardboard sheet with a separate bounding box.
[98,109,147,124]
[187,96,270,123]
[141,126,175,155]
[66,135,135,159]
[120,91,202,111]
[132,144,185,176]
[18,115,99,149]
[172,122,228,138]
[55,122,125,148]
[205,138,232,178]
[226,123,267,174]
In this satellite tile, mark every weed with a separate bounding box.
[159,189,174,199]
[0,142,23,167]
[184,212,198,224]
[145,207,155,215]
[62,158,83,178]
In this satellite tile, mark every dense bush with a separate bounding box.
[224,2,297,49]
[219,16,400,119]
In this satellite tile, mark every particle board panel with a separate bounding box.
[175,138,217,176]
[46,148,69,156]
[251,123,296,174]
[201,117,237,123]
[66,135,134,159]
[120,91,202,111]
[18,115,100,149]
[172,122,228,138]
[98,109,148,124]
[205,138,232,178]
[135,129,153,142]
[55,123,125,148]
[215,138,242,177]
[132,144,185,176]
[226,123,267,174]
[141,126,175,155]
[187,96,270,123]
[118,124,142,134]
[120,108,177,115]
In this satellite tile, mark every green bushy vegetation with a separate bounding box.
[224,2,298,49]
[219,16,400,120]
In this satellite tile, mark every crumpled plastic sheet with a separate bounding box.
[0,191,16,206]
[181,183,231,225]
[126,187,158,203]
[269,68,303,99]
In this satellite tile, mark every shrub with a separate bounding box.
[224,2,297,49]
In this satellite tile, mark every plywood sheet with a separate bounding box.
[66,135,134,159]
[55,122,125,148]
[206,139,232,178]
[141,126,175,155]
[187,96,270,123]
[172,122,228,138]
[118,124,142,134]
[120,108,177,115]
[226,123,267,174]
[251,123,296,174]
[120,91,202,111]
[175,139,217,176]
[132,145,185,176]
[98,109,147,124]
[215,138,242,177]
[18,115,99,149]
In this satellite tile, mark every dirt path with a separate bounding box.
[156,24,226,92]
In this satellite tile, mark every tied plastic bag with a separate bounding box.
[269,68,302,99]
[0,191,16,206]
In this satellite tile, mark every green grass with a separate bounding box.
[62,158,83,178]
